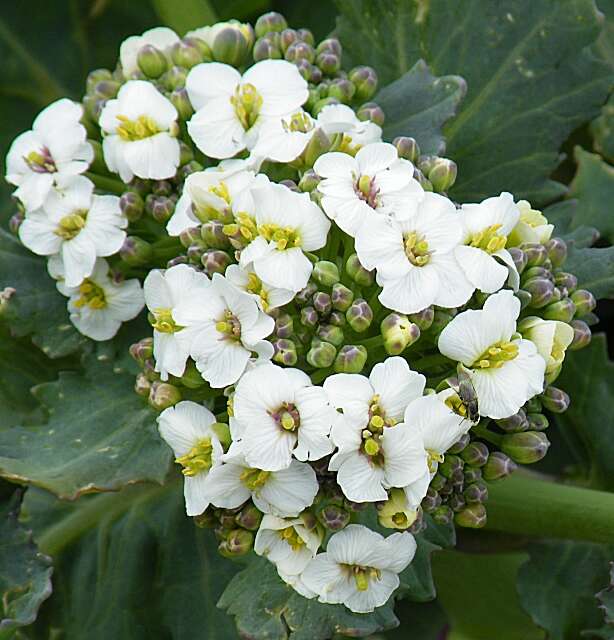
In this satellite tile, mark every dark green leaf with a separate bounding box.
[563,245,614,300]
[517,541,614,640]
[152,0,218,35]
[0,355,171,499]
[376,60,466,155]
[588,563,614,638]
[544,200,600,248]
[0,492,52,639]
[593,0,614,65]
[591,94,614,164]
[218,555,398,640]
[384,599,448,639]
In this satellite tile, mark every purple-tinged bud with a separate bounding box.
[212,28,250,67]
[120,236,153,266]
[93,80,121,99]
[449,493,466,513]
[429,309,455,337]
[527,413,549,431]
[460,442,489,467]
[346,298,373,332]
[86,68,113,93]
[450,467,465,488]
[298,169,320,193]
[546,237,567,267]
[329,311,346,327]
[348,65,378,102]
[428,158,457,193]
[295,282,318,306]
[83,95,105,122]
[482,452,517,481]
[151,180,173,197]
[193,508,217,528]
[334,344,368,373]
[313,260,340,287]
[134,373,151,397]
[413,167,433,191]
[432,505,454,526]
[515,289,531,310]
[137,44,168,78]
[170,87,194,120]
[543,297,576,323]
[463,467,483,485]
[317,503,350,531]
[254,12,287,38]
[554,271,577,293]
[430,473,447,492]
[120,191,144,222]
[201,250,232,276]
[346,254,375,287]
[147,194,175,223]
[540,386,570,413]
[522,266,552,282]
[300,306,318,327]
[455,503,487,529]
[357,101,385,127]
[307,340,336,368]
[275,313,294,339]
[393,136,420,164]
[201,220,230,249]
[296,28,314,45]
[569,319,592,351]
[167,255,189,268]
[328,77,356,104]
[316,37,342,56]
[381,313,419,355]
[186,244,205,264]
[408,306,434,331]
[178,160,203,181]
[317,323,344,347]
[171,38,205,69]
[447,433,471,455]
[501,431,550,464]
[253,35,282,61]
[272,339,298,366]
[331,283,354,312]
[570,289,596,317]
[522,242,549,267]
[496,409,529,433]
[316,51,341,76]
[279,28,298,53]
[235,503,262,531]
[218,528,254,558]
[313,291,332,315]
[421,487,442,513]
[524,277,555,308]
[148,381,181,411]
[439,454,464,479]
[161,65,188,91]
[507,247,527,274]
[9,212,24,234]
[179,226,202,249]
[285,40,315,63]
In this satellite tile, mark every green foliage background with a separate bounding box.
[1,1,614,638]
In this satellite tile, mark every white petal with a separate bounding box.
[369,357,425,423]
[336,453,387,502]
[382,424,428,488]
[243,60,308,116]
[355,142,398,175]
[256,461,318,517]
[206,462,251,509]
[455,245,508,293]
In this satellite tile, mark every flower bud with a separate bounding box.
[296,28,314,45]
[198,220,228,249]
[169,87,193,120]
[482,451,517,481]
[447,433,471,455]
[271,314,292,339]
[235,503,262,531]
[405,307,433,331]
[569,319,592,351]
[8,212,23,234]
[448,493,466,513]
[294,283,317,306]
[327,77,356,104]
[543,298,576,323]
[135,373,151,397]
[218,528,254,558]
[345,254,375,287]
[180,360,206,389]
[213,28,250,67]
[137,44,168,78]
[171,39,204,69]
[439,454,464,479]
[201,250,232,276]
[522,242,549,267]
[393,136,420,164]
[545,237,567,267]
[312,291,332,315]
[380,313,419,355]
[307,340,336,368]
[540,386,570,413]
[554,271,577,293]
[330,283,354,312]
[120,191,144,222]
[148,381,181,411]
[432,505,454,526]
[428,309,455,337]
[311,96,341,116]
[316,51,341,76]
[522,266,552,284]
[272,339,298,366]
[507,247,527,274]
[430,473,447,492]
[329,311,346,327]
[311,261,340,287]
[428,159,457,193]
[279,28,298,53]
[254,12,287,38]
[347,65,378,102]
[570,289,596,318]
[193,508,217,528]
[93,80,121,99]
[496,409,529,433]
[178,227,201,250]
[501,431,550,464]
[334,345,368,373]
[316,37,342,55]
[421,487,442,513]
[130,337,154,364]
[298,169,320,193]
[253,35,282,61]
[463,467,483,484]
[524,277,555,308]
[346,298,373,332]
[317,323,344,347]
[161,65,188,91]
[119,236,153,266]
[86,68,113,93]
[300,306,318,328]
[187,244,206,264]
[146,194,175,223]
[285,40,316,64]
[167,256,189,268]
[454,503,487,529]
[317,503,350,531]
[378,489,417,529]
[356,101,385,127]
[527,412,549,431]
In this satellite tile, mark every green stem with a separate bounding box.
[310,366,333,384]
[472,422,502,447]
[356,335,383,350]
[485,472,614,545]
[85,172,126,195]
[411,353,453,370]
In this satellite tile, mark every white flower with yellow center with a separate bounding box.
[314,142,423,237]
[19,177,126,288]
[518,316,574,381]
[316,103,382,150]
[119,27,180,76]
[438,290,546,419]
[225,264,294,312]
[508,200,554,246]
[157,401,224,516]
[205,452,319,517]
[323,357,428,502]
[238,181,330,292]
[454,192,521,293]
[144,264,211,381]
[355,192,474,314]
[49,257,143,341]
[172,273,274,388]
[254,514,323,579]
[186,59,308,159]
[5,99,93,211]
[301,524,416,613]
[232,363,335,471]
[100,80,180,182]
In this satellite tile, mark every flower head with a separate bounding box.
[119,27,180,76]
[508,200,554,246]
[225,263,294,312]
[518,316,574,379]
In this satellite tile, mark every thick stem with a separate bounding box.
[85,172,126,195]
[485,472,614,545]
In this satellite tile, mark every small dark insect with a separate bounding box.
[456,365,480,424]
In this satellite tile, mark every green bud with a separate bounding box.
[540,386,570,413]
[179,227,202,249]
[408,307,434,331]
[439,454,464,479]
[430,473,447,492]
[297,28,314,45]
[348,65,378,101]
[171,39,205,69]
[413,167,433,191]
[235,503,263,531]
[253,35,282,61]
[180,360,206,389]
[213,27,250,67]
[316,37,342,55]
[146,194,175,223]
[545,237,567,267]
[177,141,194,167]
[272,339,298,366]
[507,247,527,274]
[449,493,466,513]
[496,409,529,433]
[393,136,420,164]
[329,310,346,327]
[93,80,120,100]
[86,68,113,93]
[429,309,455,337]
[119,236,153,266]
[312,291,332,315]
[514,289,532,310]
[521,242,549,267]
[327,77,356,104]
[346,298,373,332]
[330,283,354,312]
[303,128,333,167]
[569,319,592,351]
[254,12,287,38]
[201,250,232,276]
[186,244,206,264]
[148,381,181,411]
[346,253,375,287]
[543,298,576,323]
[570,289,596,317]
[161,66,188,91]
[201,220,230,249]
[170,88,194,120]
[482,452,517,481]
[9,212,23,235]
[279,28,298,53]
[554,271,577,295]
[420,487,442,513]
[316,51,341,75]
[432,505,454,526]
[300,306,319,328]
[317,323,345,347]
[447,433,471,455]
[129,337,153,365]
[296,283,318,306]
[428,158,457,193]
[137,44,168,78]
[356,101,385,127]
[524,277,555,308]
[317,503,350,531]
[464,467,483,484]
[298,169,320,193]
[334,345,368,373]
[193,508,217,528]
[527,412,549,431]
[454,503,487,529]
[285,40,315,63]
[307,339,337,368]
[522,266,551,282]
[218,528,254,558]
[501,431,550,464]
[311,96,340,116]
[119,191,144,222]
[381,313,420,355]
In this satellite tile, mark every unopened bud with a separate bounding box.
[149,381,181,411]
[311,96,341,116]
[279,28,298,53]
[179,227,202,249]
[432,505,454,526]
[146,194,175,223]
[527,412,549,431]
[9,212,23,234]
[254,12,287,38]
[393,136,420,164]
[428,159,457,193]
[312,291,332,315]
[180,360,206,389]
[134,373,151,397]
[380,313,419,355]
[272,339,298,366]
[170,39,203,69]
[120,191,144,222]
[300,306,318,328]
[543,237,566,267]
[447,433,471,455]
[162,65,188,91]
[201,250,232,276]
[501,431,550,464]
[253,35,282,61]
[496,409,529,433]
[507,247,527,274]
[307,340,336,368]
[429,309,455,337]
[120,236,153,266]
[421,487,442,513]
[200,220,230,249]
[317,503,350,531]
[463,467,483,484]
[327,77,356,104]
[334,344,367,373]
[329,310,346,327]
[330,283,353,312]
[524,277,555,308]
[543,298,576,323]
[356,101,385,127]
[540,386,570,413]
[285,40,315,64]
[346,298,373,332]
[235,503,262,531]
[554,272,577,294]
[187,244,206,264]
[298,169,320,193]
[454,503,487,529]
[86,68,113,93]
[407,307,434,331]
[347,65,378,102]
[315,51,340,76]
[448,493,466,513]
[295,282,318,306]
[439,454,464,479]
[346,253,375,287]
[137,44,168,78]
[482,451,517,481]
[317,323,344,347]
[169,87,193,120]
[569,319,592,351]
[213,28,250,67]
[218,528,254,558]
[93,80,121,99]
[570,289,596,317]
[522,242,549,267]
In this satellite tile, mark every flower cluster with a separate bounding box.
[5,10,596,614]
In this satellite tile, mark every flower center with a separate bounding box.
[223,212,258,245]
[24,147,56,174]
[194,181,232,222]
[350,565,381,592]
[355,174,379,208]
[392,512,410,527]
[472,340,518,369]
[73,279,107,310]
[282,112,314,134]
[258,223,302,251]
[245,272,269,310]
[426,449,445,473]
[150,308,184,333]
[215,309,242,341]
[116,114,162,141]
[279,526,305,551]
[360,395,397,465]
[175,437,214,476]
[240,467,270,490]
[469,223,507,254]
[55,210,87,240]
[270,402,301,432]
[231,83,263,131]
[404,231,431,266]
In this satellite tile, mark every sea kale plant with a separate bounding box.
[2,1,614,638]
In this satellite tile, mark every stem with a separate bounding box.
[472,422,502,447]
[85,172,126,195]
[310,366,333,384]
[356,335,383,350]
[411,353,453,370]
[485,472,614,545]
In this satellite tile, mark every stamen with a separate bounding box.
[469,223,507,254]
[240,467,270,490]
[472,340,518,369]
[176,438,214,476]
[150,308,184,334]
[230,83,263,131]
[73,279,107,310]
[55,210,87,240]
[116,114,162,141]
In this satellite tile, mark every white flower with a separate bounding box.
[19,176,126,288]
[232,363,334,471]
[119,27,180,76]
[49,257,143,341]
[238,181,330,292]
[301,524,416,613]
[186,60,308,159]
[5,99,93,211]
[205,453,319,517]
[225,263,294,312]
[518,316,574,378]
[143,264,210,381]
[355,192,474,314]
[401,390,473,507]
[157,401,224,516]
[455,192,521,294]
[186,21,252,49]
[172,273,274,388]
[508,200,554,246]
[254,514,322,578]
[316,103,382,149]
[438,290,546,419]
[323,357,428,502]
[314,142,423,237]
[100,80,180,182]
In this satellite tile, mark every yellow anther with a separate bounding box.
[175,438,214,477]
[116,114,161,141]
[469,223,507,254]
[404,231,431,267]
[230,83,263,131]
[426,449,445,473]
[280,412,297,431]
[364,438,380,456]
[240,468,270,490]
[55,210,87,240]
[473,340,518,369]
[370,415,385,430]
[150,308,183,334]
[74,278,107,310]
[258,223,302,251]
[357,174,373,198]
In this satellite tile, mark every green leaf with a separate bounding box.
[376,60,467,155]
[563,245,614,300]
[21,482,239,639]
[0,491,52,639]
[566,147,614,242]
[218,555,399,639]
[385,599,448,639]
[591,94,614,164]
[151,0,218,35]
[589,563,614,638]
[517,541,614,640]
[543,200,600,247]
[0,355,171,499]
[593,0,614,64]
